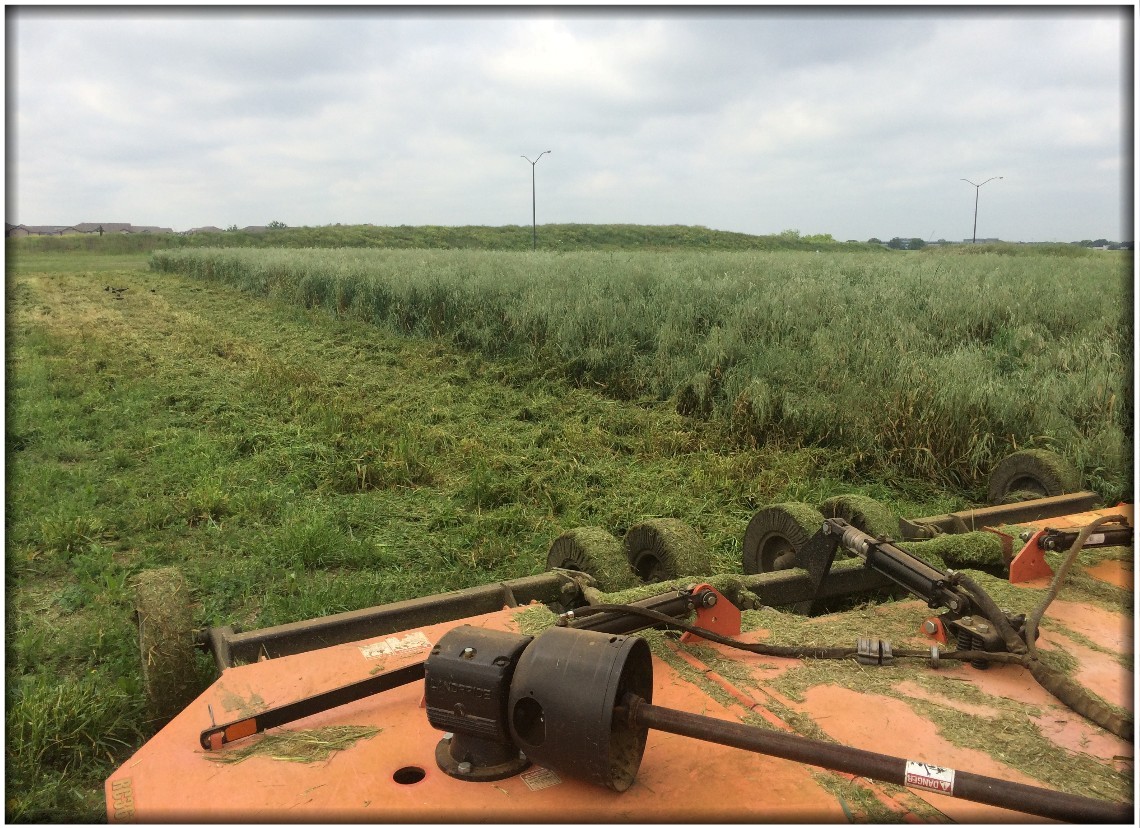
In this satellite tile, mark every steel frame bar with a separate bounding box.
[201,561,894,670]
[899,491,1101,539]
[626,696,1132,824]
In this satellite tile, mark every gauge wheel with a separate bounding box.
[987,449,1081,505]
[134,566,199,727]
[623,519,713,583]
[819,494,897,539]
[546,527,638,591]
[742,503,825,574]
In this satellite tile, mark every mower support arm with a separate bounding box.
[823,518,970,613]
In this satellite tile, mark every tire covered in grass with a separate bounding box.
[819,494,897,539]
[623,519,713,583]
[742,503,825,574]
[133,566,199,727]
[546,527,638,591]
[987,449,1081,505]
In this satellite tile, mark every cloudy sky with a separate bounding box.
[8,5,1131,242]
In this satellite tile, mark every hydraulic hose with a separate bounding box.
[566,574,1134,742]
[565,603,1021,665]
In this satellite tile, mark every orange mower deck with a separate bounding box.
[106,505,1134,822]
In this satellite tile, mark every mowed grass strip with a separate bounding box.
[7,253,966,820]
[149,245,1132,499]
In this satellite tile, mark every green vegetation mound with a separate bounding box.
[8,223,884,254]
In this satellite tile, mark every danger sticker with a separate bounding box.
[904,760,955,795]
[359,632,431,659]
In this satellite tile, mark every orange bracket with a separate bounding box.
[1009,529,1054,584]
[679,584,741,643]
[919,615,949,646]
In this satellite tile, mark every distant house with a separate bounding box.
[241,226,269,234]
[73,222,131,234]
[9,221,172,236]
[7,224,76,236]
[184,226,224,235]
[71,222,173,234]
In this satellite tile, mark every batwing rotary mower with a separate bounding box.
[108,451,1134,823]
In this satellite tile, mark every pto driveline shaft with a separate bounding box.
[622,695,1131,824]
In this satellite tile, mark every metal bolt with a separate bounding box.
[976,623,990,634]
[960,616,974,626]
[700,591,717,608]
[922,620,938,635]
[442,732,454,742]
[457,761,472,775]
[461,647,475,659]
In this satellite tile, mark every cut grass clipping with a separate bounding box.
[203,725,381,764]
[897,532,1006,569]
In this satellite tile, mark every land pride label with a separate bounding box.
[904,761,956,795]
[109,777,136,822]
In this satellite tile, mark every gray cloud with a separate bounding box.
[9,6,1129,241]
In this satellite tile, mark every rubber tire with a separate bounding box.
[546,527,639,591]
[819,494,897,539]
[134,567,199,727]
[987,450,1081,505]
[623,519,713,583]
[742,503,825,574]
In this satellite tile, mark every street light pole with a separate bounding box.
[960,176,1003,243]
[522,151,551,250]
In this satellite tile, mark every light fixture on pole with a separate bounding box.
[960,176,1003,243]
[522,151,551,251]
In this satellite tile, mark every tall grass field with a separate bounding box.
[151,245,1132,499]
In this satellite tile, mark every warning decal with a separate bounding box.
[521,766,562,792]
[359,631,431,659]
[904,760,956,795]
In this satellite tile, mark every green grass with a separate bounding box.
[146,244,1131,499]
[6,249,976,820]
[5,243,1131,820]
